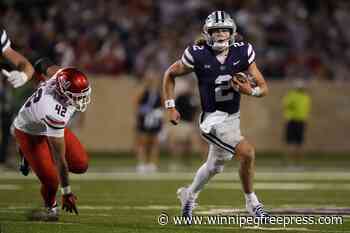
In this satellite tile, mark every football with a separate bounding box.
[234,72,248,83]
[233,72,257,87]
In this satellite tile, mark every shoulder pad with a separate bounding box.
[232,41,255,65]
[0,29,11,53]
[181,43,209,68]
[246,42,255,64]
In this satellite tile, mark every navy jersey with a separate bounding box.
[181,42,256,114]
[0,29,11,54]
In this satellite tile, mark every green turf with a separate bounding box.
[1,152,350,233]
[88,151,350,171]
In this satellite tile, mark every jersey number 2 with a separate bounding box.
[215,75,233,102]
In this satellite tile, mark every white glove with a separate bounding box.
[1,69,28,88]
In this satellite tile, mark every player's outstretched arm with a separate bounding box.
[162,60,193,125]
[2,47,34,88]
[47,136,79,215]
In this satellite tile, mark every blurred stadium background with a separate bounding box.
[0,1,350,233]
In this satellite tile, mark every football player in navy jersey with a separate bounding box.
[0,29,34,166]
[162,11,270,219]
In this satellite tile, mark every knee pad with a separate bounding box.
[212,165,224,174]
[205,146,227,175]
[206,161,225,175]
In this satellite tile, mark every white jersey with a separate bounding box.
[13,76,75,137]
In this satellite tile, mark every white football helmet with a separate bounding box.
[203,11,237,51]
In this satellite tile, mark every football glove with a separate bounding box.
[2,69,28,88]
[62,193,79,215]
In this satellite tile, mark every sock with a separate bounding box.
[244,192,260,206]
[41,184,58,208]
[188,162,214,194]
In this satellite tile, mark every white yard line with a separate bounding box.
[0,209,113,217]
[4,205,114,210]
[4,204,350,214]
[0,184,21,190]
[0,220,76,225]
[2,171,350,181]
[208,182,350,190]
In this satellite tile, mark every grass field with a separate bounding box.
[1,152,350,233]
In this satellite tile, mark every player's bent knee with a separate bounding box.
[70,162,88,174]
[236,142,255,161]
[246,147,255,159]
[67,151,89,174]
[208,166,224,175]
[207,163,224,175]
[213,165,224,174]
[240,148,255,161]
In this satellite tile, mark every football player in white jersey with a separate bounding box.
[12,58,91,221]
[0,28,34,87]
[163,11,270,220]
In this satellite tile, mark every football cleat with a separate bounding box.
[46,203,59,221]
[246,202,271,222]
[177,186,197,219]
[28,203,59,221]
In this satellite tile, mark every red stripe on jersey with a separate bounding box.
[45,115,65,125]
[43,119,65,129]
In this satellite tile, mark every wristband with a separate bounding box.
[164,99,175,109]
[61,186,72,195]
[251,87,262,97]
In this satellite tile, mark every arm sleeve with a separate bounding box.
[0,29,11,53]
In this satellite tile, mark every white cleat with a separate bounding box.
[246,202,270,222]
[28,203,59,221]
[177,186,197,218]
[46,203,59,221]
